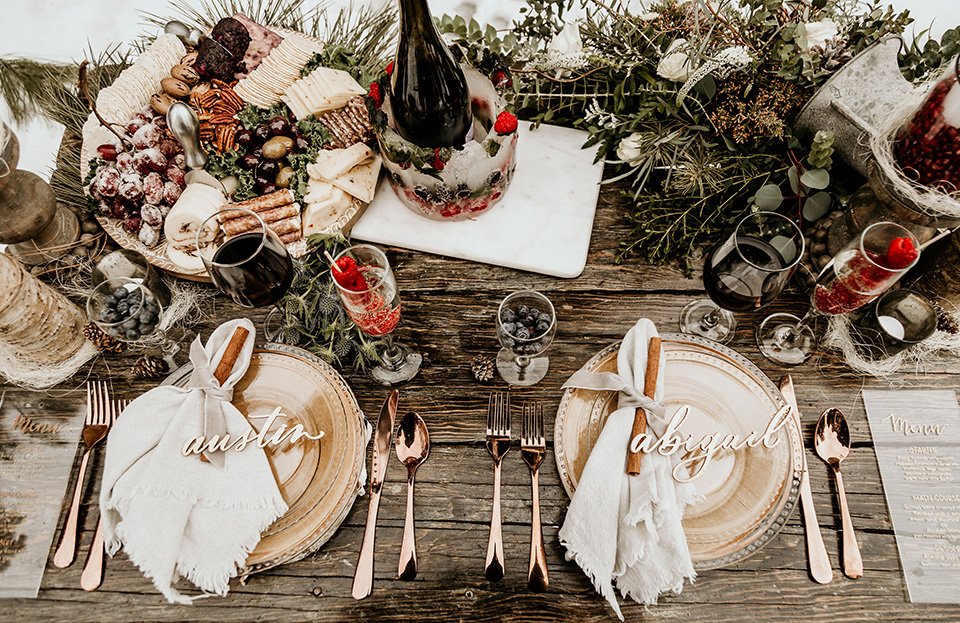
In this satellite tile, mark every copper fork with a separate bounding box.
[53,381,111,568]
[521,401,549,592]
[80,398,127,591]
[485,391,510,582]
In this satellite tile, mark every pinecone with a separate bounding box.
[83,322,126,353]
[934,303,960,334]
[132,354,170,379]
[470,354,496,383]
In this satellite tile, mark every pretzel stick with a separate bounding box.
[627,336,661,476]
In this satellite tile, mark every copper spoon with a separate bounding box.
[814,408,863,579]
[395,411,430,580]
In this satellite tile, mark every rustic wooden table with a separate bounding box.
[2,184,959,622]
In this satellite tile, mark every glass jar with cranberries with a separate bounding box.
[893,55,960,192]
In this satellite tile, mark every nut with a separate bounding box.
[150,92,176,115]
[161,77,191,98]
[180,51,199,66]
[170,64,200,85]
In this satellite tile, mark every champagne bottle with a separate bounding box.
[391,0,474,147]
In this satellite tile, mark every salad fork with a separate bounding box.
[521,401,549,592]
[80,398,128,591]
[485,391,510,582]
[53,381,111,568]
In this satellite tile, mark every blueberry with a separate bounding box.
[501,322,516,334]
[529,308,540,321]
[500,309,516,323]
[538,314,551,326]
[121,318,137,331]
[145,302,159,314]
[140,309,157,324]
[128,289,142,302]
[113,287,128,299]
[116,301,129,315]
[502,336,516,348]
[125,329,141,340]
[517,305,530,318]
[515,326,531,340]
[522,316,535,328]
[107,328,121,338]
[139,323,156,335]
[526,343,542,355]
[144,295,156,307]
[103,295,117,308]
[536,321,551,334]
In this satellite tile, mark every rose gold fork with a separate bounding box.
[521,401,549,592]
[53,381,111,568]
[80,398,127,591]
[485,391,510,582]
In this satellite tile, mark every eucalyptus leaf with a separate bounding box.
[787,167,799,194]
[802,191,832,221]
[800,168,830,190]
[755,184,784,210]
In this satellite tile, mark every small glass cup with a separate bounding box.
[92,248,171,307]
[851,289,937,358]
[86,277,179,363]
[495,290,557,386]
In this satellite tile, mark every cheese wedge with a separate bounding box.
[303,186,353,236]
[308,143,375,182]
[329,155,381,203]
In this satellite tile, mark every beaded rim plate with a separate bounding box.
[554,332,802,570]
[162,342,366,574]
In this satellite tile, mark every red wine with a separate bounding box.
[210,232,293,308]
[391,0,473,147]
[703,236,791,312]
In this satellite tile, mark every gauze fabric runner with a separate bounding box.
[99,319,288,604]
[558,319,699,619]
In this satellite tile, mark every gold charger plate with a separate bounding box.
[555,333,802,570]
[162,343,365,574]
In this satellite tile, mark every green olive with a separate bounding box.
[262,136,294,160]
[275,166,295,189]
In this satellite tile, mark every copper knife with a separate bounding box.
[780,375,833,584]
[352,389,398,600]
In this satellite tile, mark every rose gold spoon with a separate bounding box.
[814,408,863,579]
[395,411,429,580]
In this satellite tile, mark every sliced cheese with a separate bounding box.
[308,143,375,181]
[163,183,225,250]
[304,179,337,204]
[166,245,207,273]
[330,155,381,203]
[303,186,353,236]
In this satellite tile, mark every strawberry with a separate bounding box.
[368,82,383,108]
[494,111,518,135]
[884,236,918,270]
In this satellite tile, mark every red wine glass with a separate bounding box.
[196,207,294,308]
[333,244,422,385]
[680,212,804,343]
[758,221,920,364]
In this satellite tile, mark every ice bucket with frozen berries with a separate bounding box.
[368,65,518,221]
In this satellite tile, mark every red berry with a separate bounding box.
[885,236,918,270]
[431,148,445,171]
[385,62,394,76]
[97,144,119,161]
[494,111,518,135]
[368,82,383,108]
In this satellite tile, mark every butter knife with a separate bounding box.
[780,375,833,584]
[352,389,398,600]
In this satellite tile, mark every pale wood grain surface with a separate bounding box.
[2,162,959,622]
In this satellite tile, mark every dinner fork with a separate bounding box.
[521,401,549,592]
[53,381,111,568]
[80,398,127,591]
[485,391,510,582]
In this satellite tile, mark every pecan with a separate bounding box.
[211,78,234,90]
[200,91,221,108]
[210,114,237,125]
[220,89,244,111]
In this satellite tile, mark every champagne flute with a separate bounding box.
[197,207,294,308]
[680,212,804,343]
[758,221,920,364]
[86,277,179,363]
[333,244,422,385]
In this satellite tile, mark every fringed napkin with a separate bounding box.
[558,319,699,619]
[99,319,288,604]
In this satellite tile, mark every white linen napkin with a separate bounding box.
[558,319,699,619]
[99,319,288,605]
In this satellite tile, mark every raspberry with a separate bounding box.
[494,111,518,134]
[431,148,445,171]
[332,257,369,291]
[884,236,918,270]
[492,70,512,89]
[368,82,383,108]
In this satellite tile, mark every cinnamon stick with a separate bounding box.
[627,336,661,476]
[213,326,250,384]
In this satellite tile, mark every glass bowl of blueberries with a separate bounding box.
[87,277,163,343]
[495,290,556,386]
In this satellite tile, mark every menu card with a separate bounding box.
[863,389,960,603]
[0,392,85,598]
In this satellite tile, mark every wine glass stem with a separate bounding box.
[777,309,816,348]
[380,335,406,370]
[700,308,720,331]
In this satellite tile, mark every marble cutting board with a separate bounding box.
[351,123,604,278]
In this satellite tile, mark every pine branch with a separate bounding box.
[0,57,74,124]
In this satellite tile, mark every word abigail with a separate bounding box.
[630,404,792,482]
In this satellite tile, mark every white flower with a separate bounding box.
[801,19,838,52]
[545,22,586,79]
[657,39,695,82]
[616,133,645,166]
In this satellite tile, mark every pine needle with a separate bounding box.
[0,57,74,124]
